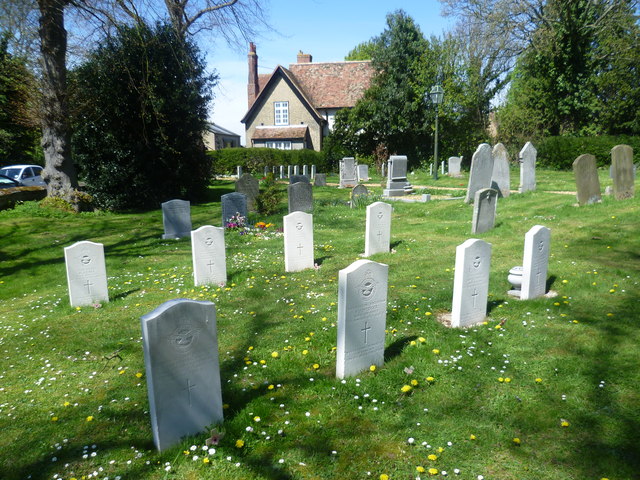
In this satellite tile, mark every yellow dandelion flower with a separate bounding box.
[118,369,125,375]
[259,359,266,365]
[410,340,417,346]
[63,401,70,407]
[51,416,59,422]
[426,376,435,383]
[432,348,440,354]
[418,337,426,343]
[369,365,376,372]
[401,385,412,393]
[498,377,504,383]
[425,312,432,316]
[505,377,512,383]
[268,384,275,390]
[428,468,439,475]
[135,372,143,378]
[235,439,244,448]
[427,454,438,461]
[253,416,261,422]
[271,351,279,358]
[513,437,521,445]
[411,379,419,386]
[470,434,476,440]
[86,416,94,422]
[203,457,210,464]
[416,466,425,473]
[380,475,389,480]
[561,420,570,427]
[535,378,542,383]
[313,364,320,370]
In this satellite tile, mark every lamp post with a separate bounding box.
[429,85,444,180]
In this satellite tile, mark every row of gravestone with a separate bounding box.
[65,202,394,307]
[237,164,317,180]
[573,145,635,205]
[139,222,551,452]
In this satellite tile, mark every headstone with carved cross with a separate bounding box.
[161,199,192,239]
[336,259,389,378]
[191,225,227,286]
[520,225,551,300]
[141,299,223,451]
[471,188,498,234]
[451,239,492,328]
[364,202,392,257]
[64,240,109,307]
[283,211,314,272]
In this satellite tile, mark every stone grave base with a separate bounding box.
[507,289,559,299]
[436,312,489,329]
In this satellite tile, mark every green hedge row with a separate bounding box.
[535,135,640,169]
[208,148,328,175]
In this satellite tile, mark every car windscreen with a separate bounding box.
[0,168,21,179]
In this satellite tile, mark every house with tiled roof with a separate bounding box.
[241,43,374,151]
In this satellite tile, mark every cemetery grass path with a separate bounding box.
[0,169,639,480]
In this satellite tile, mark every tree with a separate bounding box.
[0,34,40,162]
[344,40,378,61]
[18,0,269,207]
[70,23,216,210]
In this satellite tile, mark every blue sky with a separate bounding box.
[204,0,454,144]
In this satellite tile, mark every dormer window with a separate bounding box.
[274,101,289,125]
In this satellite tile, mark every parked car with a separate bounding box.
[0,174,21,188]
[0,164,46,186]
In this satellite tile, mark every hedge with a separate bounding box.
[208,148,328,175]
[535,135,640,170]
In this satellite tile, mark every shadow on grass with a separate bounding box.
[385,335,418,362]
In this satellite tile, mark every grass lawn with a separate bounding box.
[1,168,639,480]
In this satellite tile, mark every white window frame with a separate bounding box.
[274,101,289,126]
[266,141,292,150]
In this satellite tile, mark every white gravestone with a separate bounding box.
[520,225,551,300]
[279,165,285,179]
[471,188,498,234]
[336,259,388,379]
[283,211,314,272]
[448,156,462,177]
[236,166,242,178]
[465,144,494,204]
[303,165,309,177]
[357,164,370,182]
[519,142,537,193]
[293,165,300,175]
[491,143,510,197]
[191,226,227,286]
[311,164,316,179]
[161,199,192,239]
[287,165,292,178]
[364,202,392,257]
[339,157,358,188]
[64,240,109,307]
[141,299,223,451]
[451,239,491,328]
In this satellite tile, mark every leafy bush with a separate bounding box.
[208,148,328,175]
[255,173,284,215]
[535,136,640,169]
[70,23,215,210]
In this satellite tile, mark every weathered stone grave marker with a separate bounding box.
[451,239,492,328]
[314,173,327,187]
[336,259,388,378]
[357,164,369,182]
[520,225,551,300]
[519,142,537,193]
[491,143,510,197]
[471,188,498,234]
[141,299,223,451]
[364,202,392,257]
[191,226,227,286]
[64,240,109,307]
[283,211,314,272]
[448,156,462,177]
[235,173,259,212]
[288,181,313,213]
[383,155,413,196]
[465,144,494,204]
[351,184,368,207]
[611,144,634,200]
[161,199,192,239]
[339,157,358,188]
[221,192,248,226]
[572,154,601,205]
[289,174,310,184]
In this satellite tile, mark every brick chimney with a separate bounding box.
[297,50,312,63]
[248,42,259,107]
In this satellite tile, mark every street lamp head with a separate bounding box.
[429,85,444,105]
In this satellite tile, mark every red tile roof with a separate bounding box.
[286,61,374,109]
[252,126,308,140]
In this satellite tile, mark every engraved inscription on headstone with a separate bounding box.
[520,225,551,300]
[141,299,223,451]
[221,192,248,225]
[287,182,313,213]
[283,211,314,272]
[336,259,389,378]
[451,239,492,328]
[339,157,358,188]
[64,240,109,307]
[364,202,392,257]
[191,225,227,286]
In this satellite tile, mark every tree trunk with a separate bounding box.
[38,0,78,201]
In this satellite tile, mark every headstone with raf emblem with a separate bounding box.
[64,240,109,307]
[451,239,491,328]
[336,259,388,378]
[283,211,314,272]
[191,225,227,286]
[520,225,551,300]
[141,299,223,451]
[364,202,392,257]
